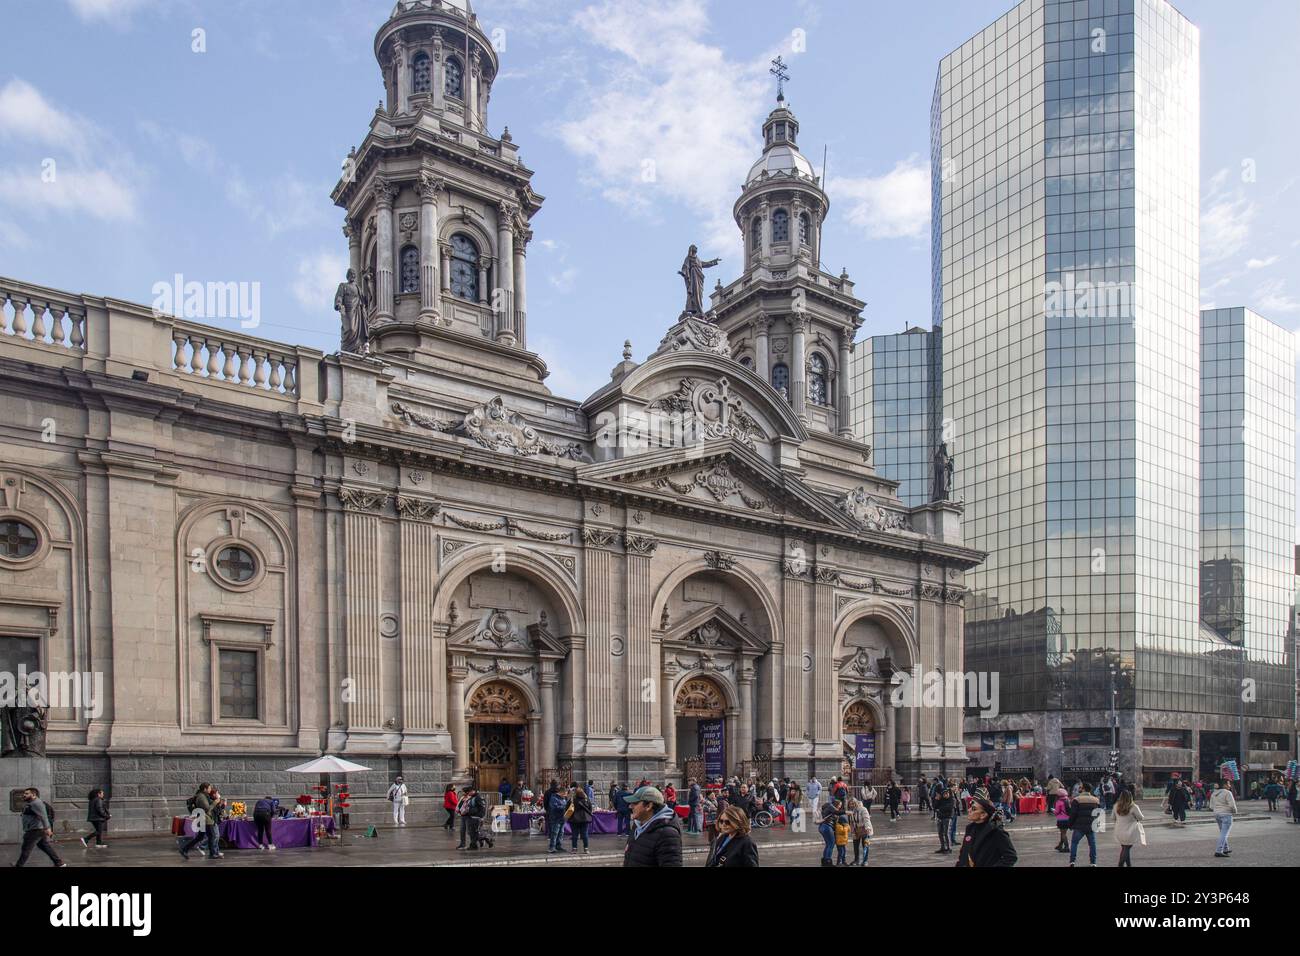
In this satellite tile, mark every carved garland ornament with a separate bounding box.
[624,533,658,556]
[703,550,736,571]
[395,495,441,521]
[338,488,389,512]
[654,460,768,511]
[392,398,589,461]
[836,486,912,533]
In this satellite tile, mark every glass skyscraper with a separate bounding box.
[933,0,1270,784]
[1198,307,1296,783]
[851,327,941,508]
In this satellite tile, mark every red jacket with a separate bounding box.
[443,791,458,810]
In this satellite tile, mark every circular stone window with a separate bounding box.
[213,545,259,585]
[0,518,40,560]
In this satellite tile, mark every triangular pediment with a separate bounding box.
[578,440,856,529]
[663,604,768,654]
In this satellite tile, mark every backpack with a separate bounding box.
[186,795,198,813]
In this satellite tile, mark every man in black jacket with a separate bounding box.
[464,787,493,851]
[933,786,956,853]
[623,786,682,866]
[956,797,1017,867]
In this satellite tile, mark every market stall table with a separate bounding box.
[1017,795,1047,814]
[509,810,619,834]
[177,816,335,849]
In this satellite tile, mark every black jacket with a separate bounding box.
[464,794,486,819]
[569,791,593,825]
[706,832,759,867]
[1067,794,1101,831]
[88,796,110,823]
[956,818,1017,867]
[623,812,683,867]
[1168,787,1190,811]
[934,795,956,819]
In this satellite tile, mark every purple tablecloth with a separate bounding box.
[181,816,335,849]
[509,810,619,835]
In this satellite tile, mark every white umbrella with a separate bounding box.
[285,755,374,774]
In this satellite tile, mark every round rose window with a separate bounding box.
[0,519,39,560]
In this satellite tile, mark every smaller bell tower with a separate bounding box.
[711,63,865,438]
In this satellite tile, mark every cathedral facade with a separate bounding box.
[0,0,980,829]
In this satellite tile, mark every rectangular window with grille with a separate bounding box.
[219,649,259,719]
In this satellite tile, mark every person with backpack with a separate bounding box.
[463,786,492,850]
[179,783,223,860]
[1112,790,1145,867]
[818,797,847,867]
[1066,782,1102,867]
[14,787,65,867]
[252,796,278,851]
[79,787,111,849]
[568,782,594,854]
[386,775,409,827]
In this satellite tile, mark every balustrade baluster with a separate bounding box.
[50,306,68,346]
[269,357,283,392]
[31,303,47,342]
[69,312,85,350]
[12,297,28,338]
[238,347,254,385]
[253,351,268,388]
[223,343,239,381]
[189,335,204,374]
[206,339,222,377]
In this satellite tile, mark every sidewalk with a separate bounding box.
[16,802,1270,868]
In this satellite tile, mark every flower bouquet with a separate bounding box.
[230,801,247,819]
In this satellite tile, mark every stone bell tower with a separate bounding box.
[710,80,865,438]
[330,0,548,388]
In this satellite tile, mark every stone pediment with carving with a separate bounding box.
[392,397,591,462]
[645,377,765,450]
[449,609,568,658]
[663,604,768,655]
[649,459,775,514]
[836,486,914,534]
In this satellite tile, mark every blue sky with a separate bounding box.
[3,0,1298,487]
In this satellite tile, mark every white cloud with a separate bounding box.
[549,267,579,293]
[831,155,931,241]
[0,166,137,221]
[1201,167,1256,265]
[1246,255,1278,270]
[530,334,605,399]
[66,0,155,22]
[555,0,771,253]
[0,80,86,152]
[0,80,139,222]
[1253,279,1300,316]
[291,251,349,312]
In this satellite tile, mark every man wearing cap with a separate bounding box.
[622,785,683,867]
[955,796,1017,868]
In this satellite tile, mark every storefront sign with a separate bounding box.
[700,719,725,779]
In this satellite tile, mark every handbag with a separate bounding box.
[564,802,575,821]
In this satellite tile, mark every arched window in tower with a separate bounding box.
[449,233,479,301]
[751,217,762,254]
[772,209,790,243]
[799,212,811,246]
[413,52,432,94]
[400,245,420,294]
[740,354,754,370]
[445,57,464,100]
[808,353,829,406]
[772,362,790,400]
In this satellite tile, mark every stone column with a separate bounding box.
[397,506,446,750]
[448,661,469,774]
[539,664,558,772]
[495,202,516,345]
[374,180,397,322]
[838,330,854,437]
[739,668,755,766]
[469,51,482,132]
[812,572,836,747]
[513,227,530,348]
[345,218,361,278]
[582,536,616,756]
[527,714,542,783]
[782,569,807,758]
[624,534,658,756]
[569,634,587,756]
[477,259,490,307]
[661,660,678,771]
[418,174,442,323]
[725,707,741,777]
[394,40,409,111]
[791,315,807,419]
[343,503,384,734]
[759,200,772,260]
[432,30,446,111]
[440,245,451,293]
[754,313,771,382]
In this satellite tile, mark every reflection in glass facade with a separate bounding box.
[1200,308,1295,721]
[851,328,940,507]
[936,0,1202,720]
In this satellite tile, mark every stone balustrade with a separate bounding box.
[1,282,88,351]
[0,276,323,412]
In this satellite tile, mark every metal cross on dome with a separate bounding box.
[770,55,790,101]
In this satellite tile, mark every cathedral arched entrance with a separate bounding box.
[842,698,891,784]
[674,674,730,783]
[466,679,531,793]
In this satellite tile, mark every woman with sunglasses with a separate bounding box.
[705,805,759,866]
